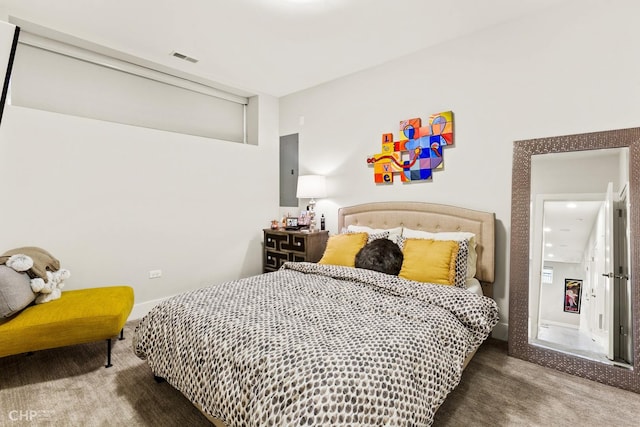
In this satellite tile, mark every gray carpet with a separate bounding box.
[1,321,638,426]
[434,339,640,426]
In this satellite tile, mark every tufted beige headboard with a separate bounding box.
[338,202,495,296]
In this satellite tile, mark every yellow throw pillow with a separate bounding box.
[318,233,369,267]
[399,238,459,285]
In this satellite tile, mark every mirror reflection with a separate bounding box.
[529,147,633,368]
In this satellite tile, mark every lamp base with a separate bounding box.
[308,198,317,232]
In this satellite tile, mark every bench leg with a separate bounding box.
[105,339,113,368]
[105,330,124,368]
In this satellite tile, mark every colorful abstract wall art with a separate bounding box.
[366,111,454,184]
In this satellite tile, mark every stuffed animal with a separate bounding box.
[31,268,71,304]
[5,254,34,273]
[2,249,71,304]
[0,247,60,280]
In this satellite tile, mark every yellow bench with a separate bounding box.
[0,286,134,367]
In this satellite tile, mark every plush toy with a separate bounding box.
[34,285,61,304]
[2,249,71,304]
[6,254,34,273]
[0,247,60,280]
[31,268,71,304]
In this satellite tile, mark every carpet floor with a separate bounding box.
[1,320,638,426]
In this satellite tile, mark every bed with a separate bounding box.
[133,202,499,426]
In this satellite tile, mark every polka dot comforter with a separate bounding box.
[133,262,499,426]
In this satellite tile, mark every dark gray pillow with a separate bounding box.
[0,265,36,317]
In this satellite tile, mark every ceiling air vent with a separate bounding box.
[171,51,198,63]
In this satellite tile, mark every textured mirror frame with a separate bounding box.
[509,127,640,393]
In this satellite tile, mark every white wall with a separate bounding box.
[539,261,584,327]
[0,88,280,318]
[279,0,640,339]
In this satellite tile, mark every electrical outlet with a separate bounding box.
[149,270,162,279]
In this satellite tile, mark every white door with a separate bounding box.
[591,182,615,359]
[616,185,633,363]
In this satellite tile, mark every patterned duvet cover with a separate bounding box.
[133,262,499,426]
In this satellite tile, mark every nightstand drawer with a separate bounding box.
[263,229,329,273]
[264,250,306,271]
[264,232,307,254]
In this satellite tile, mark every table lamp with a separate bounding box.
[296,175,327,232]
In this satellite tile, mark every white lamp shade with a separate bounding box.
[296,175,327,199]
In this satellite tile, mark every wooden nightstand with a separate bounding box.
[263,228,329,273]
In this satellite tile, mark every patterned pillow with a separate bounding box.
[396,236,469,288]
[453,239,470,288]
[365,231,389,243]
[343,229,390,243]
[345,225,403,242]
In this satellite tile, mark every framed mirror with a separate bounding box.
[509,127,640,393]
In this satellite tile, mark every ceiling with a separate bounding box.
[542,200,603,264]
[0,0,569,97]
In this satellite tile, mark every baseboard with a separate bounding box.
[128,296,172,321]
[492,321,508,341]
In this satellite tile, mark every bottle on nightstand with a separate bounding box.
[320,214,325,231]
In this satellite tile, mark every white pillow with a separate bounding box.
[401,228,477,278]
[464,278,483,296]
[346,225,403,242]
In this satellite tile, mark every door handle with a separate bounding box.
[602,272,630,280]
